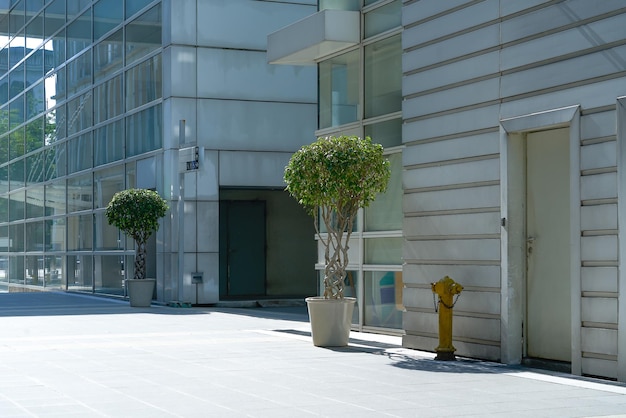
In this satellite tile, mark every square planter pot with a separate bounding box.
[306,296,356,347]
[127,279,156,307]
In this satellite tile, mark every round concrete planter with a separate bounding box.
[127,279,156,307]
[306,296,356,347]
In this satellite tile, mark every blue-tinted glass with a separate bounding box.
[25,115,43,151]
[125,0,151,19]
[67,132,92,174]
[125,54,161,111]
[9,126,23,160]
[125,4,161,65]
[125,104,162,157]
[0,76,8,105]
[9,94,24,127]
[25,48,43,82]
[94,30,122,81]
[66,8,90,58]
[9,0,25,35]
[66,0,89,21]
[44,0,65,38]
[94,0,123,40]
[94,120,123,165]
[25,12,44,49]
[66,49,90,97]
[9,157,24,190]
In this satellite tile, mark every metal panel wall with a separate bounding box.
[402,0,626,379]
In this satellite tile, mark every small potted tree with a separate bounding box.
[284,135,390,346]
[105,188,169,307]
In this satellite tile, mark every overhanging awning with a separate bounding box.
[267,9,359,66]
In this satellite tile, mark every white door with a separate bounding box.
[525,128,571,362]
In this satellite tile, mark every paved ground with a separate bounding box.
[1,292,626,417]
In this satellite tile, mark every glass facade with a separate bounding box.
[317,0,403,331]
[0,0,162,294]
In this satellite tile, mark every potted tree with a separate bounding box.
[284,135,390,346]
[105,188,169,307]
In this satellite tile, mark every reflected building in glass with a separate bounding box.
[0,1,319,305]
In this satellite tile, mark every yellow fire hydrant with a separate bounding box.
[431,276,463,361]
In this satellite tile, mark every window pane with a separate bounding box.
[66,8,91,58]
[46,32,65,69]
[26,185,44,218]
[25,150,44,183]
[93,165,123,209]
[46,103,65,143]
[25,116,44,154]
[364,152,402,230]
[67,133,92,174]
[94,29,123,82]
[45,178,65,215]
[0,73,8,105]
[46,218,66,250]
[125,104,162,157]
[364,237,402,264]
[364,35,401,118]
[125,4,161,66]
[66,49,91,97]
[44,0,65,39]
[9,223,24,252]
[94,212,121,250]
[94,74,122,123]
[9,63,24,102]
[9,0,25,36]
[67,173,92,213]
[66,91,92,135]
[67,254,92,291]
[319,49,359,129]
[95,254,124,294]
[126,0,153,19]
[9,190,24,221]
[364,270,403,329]
[9,126,24,160]
[25,11,44,50]
[364,118,401,148]
[25,81,45,119]
[25,220,44,251]
[66,0,90,23]
[9,156,24,190]
[94,0,123,40]
[46,142,65,179]
[364,0,401,38]
[125,54,161,111]
[9,255,25,283]
[67,214,92,250]
[44,255,64,288]
[0,195,6,224]
[94,119,123,165]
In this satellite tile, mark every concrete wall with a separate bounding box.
[157,0,317,304]
[401,0,626,381]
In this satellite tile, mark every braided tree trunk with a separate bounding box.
[133,232,150,280]
[318,204,357,299]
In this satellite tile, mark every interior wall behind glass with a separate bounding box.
[364,35,401,118]
[319,49,359,129]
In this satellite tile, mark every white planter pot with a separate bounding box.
[127,279,155,307]
[306,296,356,347]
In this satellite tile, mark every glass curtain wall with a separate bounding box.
[317,0,403,331]
[0,0,162,294]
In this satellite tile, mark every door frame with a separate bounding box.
[500,105,581,374]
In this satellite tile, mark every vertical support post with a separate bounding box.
[178,120,185,303]
[432,276,463,361]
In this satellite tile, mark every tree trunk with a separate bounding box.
[134,240,146,280]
